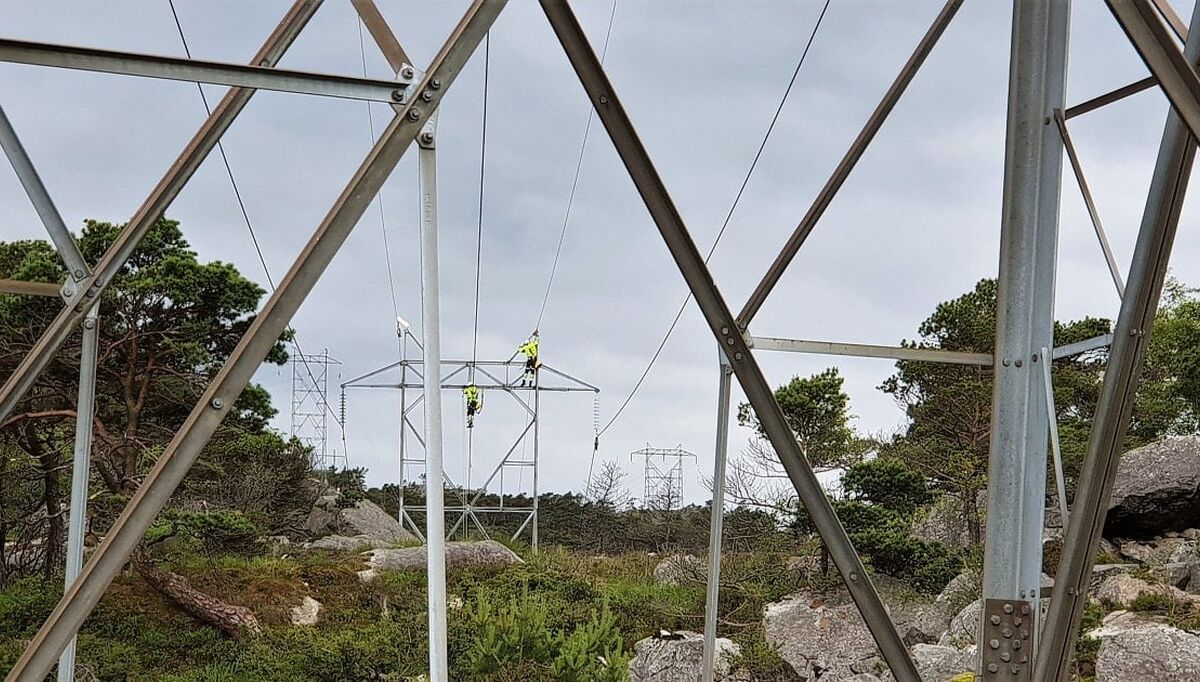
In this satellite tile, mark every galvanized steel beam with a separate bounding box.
[0,36,409,102]
[980,1,1069,678]
[1107,0,1200,140]
[750,335,994,366]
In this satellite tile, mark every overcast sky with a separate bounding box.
[3,0,1199,505]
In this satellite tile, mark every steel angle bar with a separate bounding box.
[736,0,963,327]
[0,279,60,297]
[538,2,919,678]
[1053,109,1126,298]
[352,0,413,74]
[1041,346,1070,533]
[1065,76,1158,119]
[750,335,994,366]
[1152,0,1189,41]
[0,104,89,279]
[1107,0,1200,140]
[539,365,602,391]
[702,353,733,682]
[1038,3,1200,678]
[341,359,404,386]
[0,0,325,428]
[0,37,409,103]
[1052,334,1113,360]
[3,2,503,679]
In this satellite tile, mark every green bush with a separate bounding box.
[842,458,932,516]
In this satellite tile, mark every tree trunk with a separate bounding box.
[132,549,261,638]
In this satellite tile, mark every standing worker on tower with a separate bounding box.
[518,333,541,386]
[463,384,483,428]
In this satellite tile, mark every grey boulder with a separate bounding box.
[627,630,739,681]
[1106,437,1200,538]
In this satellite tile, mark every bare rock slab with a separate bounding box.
[763,593,882,679]
[1095,621,1200,681]
[1107,436,1200,538]
[362,540,522,574]
[627,630,739,682]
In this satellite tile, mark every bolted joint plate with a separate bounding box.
[981,598,1035,680]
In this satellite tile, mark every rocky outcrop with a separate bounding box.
[289,596,322,626]
[653,554,705,585]
[1106,437,1200,538]
[627,630,739,681]
[911,496,973,550]
[307,534,378,551]
[358,540,522,580]
[938,599,981,649]
[763,593,882,679]
[305,497,415,546]
[1094,574,1191,608]
[1093,617,1200,681]
[880,644,974,682]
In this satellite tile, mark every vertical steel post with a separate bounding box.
[1037,4,1200,678]
[398,329,409,525]
[532,375,541,552]
[980,2,1069,678]
[57,304,98,682]
[417,115,448,682]
[702,351,733,682]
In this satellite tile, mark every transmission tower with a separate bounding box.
[631,444,696,512]
[290,347,343,470]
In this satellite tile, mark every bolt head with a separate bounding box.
[401,66,415,79]
[988,663,999,674]
[598,94,609,104]
[990,615,1002,625]
[430,78,441,90]
[408,108,422,121]
[989,639,1000,649]
[1003,603,1014,614]
[83,319,96,330]
[421,90,433,102]
[211,397,225,409]
[1014,359,1023,367]
[421,132,434,144]
[391,89,405,102]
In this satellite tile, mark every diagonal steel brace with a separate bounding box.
[538,1,920,678]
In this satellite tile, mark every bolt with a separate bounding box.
[62,283,75,297]
[849,571,858,582]
[1003,628,1012,639]
[420,131,435,144]
[1013,617,1023,627]
[1001,652,1011,662]
[1021,604,1030,615]
[211,397,225,409]
[1011,665,1020,675]
[734,352,742,361]
[73,269,85,279]
[408,108,423,121]
[988,664,999,674]
[1002,358,1011,366]
[430,78,441,90]
[720,326,729,335]
[1012,639,1022,650]
[725,338,734,345]
[421,90,433,102]
[392,89,405,102]
[401,66,415,79]
[83,318,96,330]
[599,94,609,104]
[989,639,1000,650]
[1003,603,1014,614]
[990,615,1002,626]
[1014,359,1023,367]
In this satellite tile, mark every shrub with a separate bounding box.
[842,458,932,516]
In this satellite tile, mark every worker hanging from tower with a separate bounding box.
[463,384,483,428]
[518,332,541,386]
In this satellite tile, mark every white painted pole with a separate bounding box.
[702,351,733,681]
[58,304,98,682]
[417,115,447,682]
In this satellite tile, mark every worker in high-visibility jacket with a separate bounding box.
[518,333,541,386]
[464,384,483,428]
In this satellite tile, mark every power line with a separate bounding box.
[471,33,490,369]
[596,0,833,439]
[167,0,344,433]
[535,0,619,333]
[357,17,401,331]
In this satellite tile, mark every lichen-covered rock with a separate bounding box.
[1116,536,1196,565]
[938,599,982,649]
[306,534,378,551]
[911,495,974,550]
[361,540,522,574]
[653,554,705,585]
[289,596,321,626]
[305,497,414,545]
[763,593,881,679]
[1094,574,1189,608]
[1095,621,1200,681]
[627,630,739,681]
[1106,436,1200,538]
[881,644,975,682]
